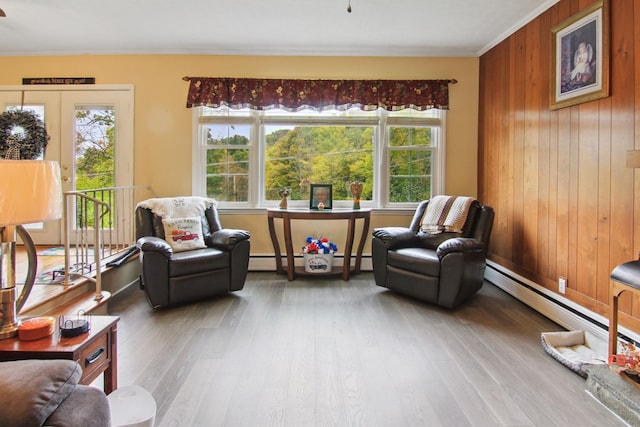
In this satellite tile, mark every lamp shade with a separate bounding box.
[0,160,62,226]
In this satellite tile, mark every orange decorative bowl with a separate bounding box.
[18,316,56,341]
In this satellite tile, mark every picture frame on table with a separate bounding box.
[310,184,332,210]
[550,0,609,110]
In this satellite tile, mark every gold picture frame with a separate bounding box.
[550,0,609,110]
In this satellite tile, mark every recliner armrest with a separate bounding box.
[137,236,173,257]
[372,227,420,250]
[436,237,485,258]
[208,229,250,251]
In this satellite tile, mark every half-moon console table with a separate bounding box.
[267,209,371,281]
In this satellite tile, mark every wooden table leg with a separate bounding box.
[343,217,356,281]
[609,282,622,357]
[268,216,285,275]
[353,215,370,274]
[104,324,118,394]
[283,213,295,281]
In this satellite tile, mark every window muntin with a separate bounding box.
[195,107,444,208]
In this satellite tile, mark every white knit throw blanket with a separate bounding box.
[136,197,217,219]
[420,195,474,234]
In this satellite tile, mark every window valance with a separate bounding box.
[184,77,455,111]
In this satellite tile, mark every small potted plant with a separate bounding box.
[302,237,337,273]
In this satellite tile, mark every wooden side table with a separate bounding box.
[267,208,371,281]
[609,261,640,356]
[0,315,119,394]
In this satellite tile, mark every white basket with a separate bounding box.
[304,253,333,273]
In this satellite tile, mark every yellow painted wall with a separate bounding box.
[0,55,479,256]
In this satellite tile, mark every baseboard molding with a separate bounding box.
[249,254,373,272]
[485,260,640,346]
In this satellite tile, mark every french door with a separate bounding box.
[0,86,134,245]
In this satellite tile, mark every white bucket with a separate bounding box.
[108,385,157,427]
[304,253,333,273]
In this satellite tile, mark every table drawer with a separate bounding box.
[78,333,109,384]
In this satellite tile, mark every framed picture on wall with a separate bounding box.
[310,184,332,210]
[550,0,609,110]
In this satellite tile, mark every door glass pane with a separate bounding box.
[75,106,115,190]
[74,106,116,230]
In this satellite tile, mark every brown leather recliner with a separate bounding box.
[135,199,250,308]
[371,198,494,308]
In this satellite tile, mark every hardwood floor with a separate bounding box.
[108,273,625,427]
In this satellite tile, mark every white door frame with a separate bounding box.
[0,85,134,245]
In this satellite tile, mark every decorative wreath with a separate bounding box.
[0,109,49,160]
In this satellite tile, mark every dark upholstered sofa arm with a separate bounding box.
[372,227,421,250]
[208,229,251,251]
[436,237,485,258]
[137,236,173,257]
[0,359,93,427]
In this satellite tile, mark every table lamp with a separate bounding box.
[0,159,62,339]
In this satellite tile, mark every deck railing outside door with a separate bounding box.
[62,185,152,299]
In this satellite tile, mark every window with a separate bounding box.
[193,107,445,209]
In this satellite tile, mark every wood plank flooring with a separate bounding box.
[108,273,626,427]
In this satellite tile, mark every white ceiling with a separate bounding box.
[0,0,559,57]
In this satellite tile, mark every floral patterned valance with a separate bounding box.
[184,77,455,111]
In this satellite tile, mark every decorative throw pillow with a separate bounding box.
[162,217,206,252]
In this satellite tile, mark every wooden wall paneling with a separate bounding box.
[524,18,541,272]
[555,105,571,289]
[575,101,600,299]
[595,0,615,307]
[562,0,581,299]
[574,0,606,301]
[546,6,559,284]
[477,52,487,203]
[478,51,492,248]
[566,108,580,296]
[489,45,505,259]
[495,42,513,262]
[480,0,640,331]
[487,46,502,242]
[633,0,640,324]
[502,40,515,264]
[596,97,612,306]
[535,13,552,281]
[609,0,636,319]
[575,0,601,302]
[511,28,527,268]
[635,0,640,264]
[550,2,571,291]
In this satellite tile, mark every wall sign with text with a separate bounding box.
[22,77,95,85]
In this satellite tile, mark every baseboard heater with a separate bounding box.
[485,260,640,347]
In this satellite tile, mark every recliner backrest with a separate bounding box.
[407,198,493,250]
